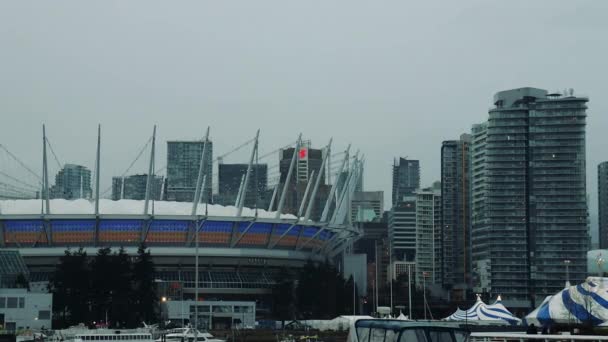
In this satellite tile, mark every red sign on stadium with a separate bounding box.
[299,148,308,160]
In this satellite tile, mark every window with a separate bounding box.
[428,330,453,342]
[18,298,25,308]
[6,297,18,308]
[370,328,386,342]
[38,310,50,320]
[0,297,5,308]
[400,329,427,342]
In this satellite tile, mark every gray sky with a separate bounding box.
[1,1,606,241]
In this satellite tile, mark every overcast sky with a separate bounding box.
[1,1,606,241]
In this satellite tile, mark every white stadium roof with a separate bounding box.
[0,199,298,219]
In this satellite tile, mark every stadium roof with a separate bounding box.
[0,199,298,219]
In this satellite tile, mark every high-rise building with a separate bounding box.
[277,142,328,217]
[50,164,92,200]
[111,174,163,201]
[389,196,416,261]
[599,162,608,249]
[441,134,472,292]
[392,158,420,204]
[217,163,268,208]
[479,87,589,308]
[414,187,442,287]
[351,191,384,223]
[165,140,213,203]
[279,141,325,186]
[470,122,489,294]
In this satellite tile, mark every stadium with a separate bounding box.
[0,128,363,316]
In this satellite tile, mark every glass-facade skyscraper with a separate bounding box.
[441,134,471,294]
[480,87,589,308]
[392,158,420,205]
[50,164,92,200]
[165,140,213,203]
[599,161,608,249]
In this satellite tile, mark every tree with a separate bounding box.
[50,248,91,327]
[296,260,319,318]
[90,247,114,323]
[110,247,133,327]
[132,244,158,325]
[272,267,296,322]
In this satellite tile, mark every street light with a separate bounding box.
[563,259,571,287]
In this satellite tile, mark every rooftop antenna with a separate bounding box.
[191,127,210,216]
[94,124,101,216]
[304,138,332,221]
[237,129,260,217]
[42,125,50,215]
[267,183,279,212]
[320,144,350,222]
[275,134,302,219]
[143,125,156,215]
[297,170,315,217]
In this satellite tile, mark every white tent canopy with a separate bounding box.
[446,295,521,325]
[525,277,608,326]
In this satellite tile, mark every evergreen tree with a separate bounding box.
[272,267,295,322]
[132,244,157,325]
[110,247,133,327]
[50,248,91,327]
[91,247,114,323]
[296,260,318,318]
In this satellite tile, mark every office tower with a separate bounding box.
[470,122,489,294]
[277,141,328,217]
[414,187,442,287]
[389,196,416,261]
[50,164,92,199]
[351,191,384,223]
[599,162,608,248]
[481,87,589,308]
[217,163,268,208]
[279,141,325,185]
[392,158,420,204]
[165,139,213,202]
[111,174,163,201]
[441,134,472,293]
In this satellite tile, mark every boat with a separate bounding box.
[51,327,154,342]
[346,319,470,342]
[157,327,225,342]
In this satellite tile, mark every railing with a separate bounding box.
[470,332,608,342]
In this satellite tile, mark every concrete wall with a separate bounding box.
[0,288,52,331]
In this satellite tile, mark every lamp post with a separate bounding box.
[160,296,167,328]
[563,259,571,287]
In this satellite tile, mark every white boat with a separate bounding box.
[346,319,470,342]
[158,327,225,342]
[53,328,154,342]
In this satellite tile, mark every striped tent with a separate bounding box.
[479,296,521,324]
[446,295,521,325]
[525,277,608,326]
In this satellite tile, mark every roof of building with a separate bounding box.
[0,250,29,276]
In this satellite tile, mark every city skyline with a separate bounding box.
[0,1,607,241]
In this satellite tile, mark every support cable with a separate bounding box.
[45,137,63,170]
[100,137,152,196]
[0,144,41,181]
